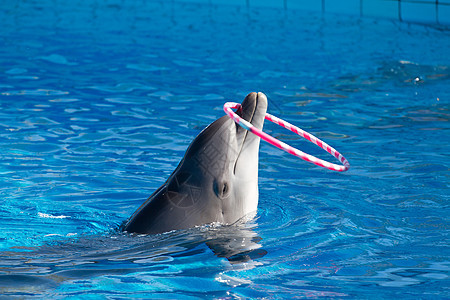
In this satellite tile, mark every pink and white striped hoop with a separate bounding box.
[223,102,350,172]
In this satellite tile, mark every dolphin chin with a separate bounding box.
[122,92,268,235]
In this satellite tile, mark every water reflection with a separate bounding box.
[0,219,266,295]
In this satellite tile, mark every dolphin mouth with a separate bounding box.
[237,93,265,128]
[234,92,268,173]
[238,92,267,137]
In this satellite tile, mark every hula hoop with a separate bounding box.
[223,102,350,172]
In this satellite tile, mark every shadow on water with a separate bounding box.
[0,219,266,296]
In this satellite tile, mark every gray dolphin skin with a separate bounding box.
[122,92,268,234]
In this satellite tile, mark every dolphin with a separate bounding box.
[122,92,268,234]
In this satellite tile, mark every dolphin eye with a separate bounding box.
[222,183,228,195]
[214,181,230,198]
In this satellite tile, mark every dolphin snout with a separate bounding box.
[239,92,268,131]
[252,92,268,130]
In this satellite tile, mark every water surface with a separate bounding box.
[0,0,449,298]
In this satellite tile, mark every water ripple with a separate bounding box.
[38,54,77,65]
[126,64,169,72]
[0,1,449,298]
[104,97,151,105]
[88,83,156,93]
[5,68,27,75]
[2,89,69,96]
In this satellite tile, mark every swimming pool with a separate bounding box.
[0,0,449,298]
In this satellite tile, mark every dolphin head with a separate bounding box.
[123,92,268,234]
[180,92,268,224]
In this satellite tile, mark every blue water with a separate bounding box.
[1,0,449,298]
